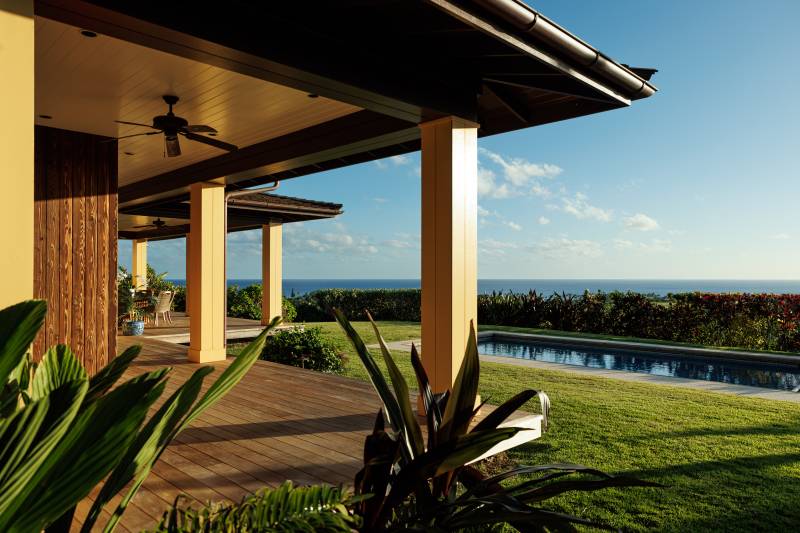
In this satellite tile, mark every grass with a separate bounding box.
[229,321,800,531]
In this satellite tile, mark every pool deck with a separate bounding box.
[379,337,800,403]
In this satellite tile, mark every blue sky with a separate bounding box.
[120,0,800,280]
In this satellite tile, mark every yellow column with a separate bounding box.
[0,1,34,309]
[131,239,148,290]
[184,233,190,316]
[188,182,226,362]
[261,224,283,324]
[420,116,478,397]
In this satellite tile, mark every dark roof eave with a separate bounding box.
[441,0,657,101]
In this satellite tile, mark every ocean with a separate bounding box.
[164,279,800,297]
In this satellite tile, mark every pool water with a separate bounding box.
[477,338,800,391]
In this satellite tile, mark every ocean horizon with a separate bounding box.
[164,278,800,297]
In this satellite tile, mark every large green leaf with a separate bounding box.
[0,379,87,531]
[410,343,441,451]
[30,345,88,401]
[86,365,213,533]
[0,300,47,386]
[471,390,538,434]
[367,312,424,458]
[85,344,142,405]
[439,321,481,442]
[8,369,168,532]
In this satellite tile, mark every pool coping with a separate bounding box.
[478,330,800,367]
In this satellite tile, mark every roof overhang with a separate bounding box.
[35,0,657,207]
[119,193,343,241]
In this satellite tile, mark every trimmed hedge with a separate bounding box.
[290,288,800,352]
[291,288,422,322]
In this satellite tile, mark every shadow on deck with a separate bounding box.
[80,335,380,532]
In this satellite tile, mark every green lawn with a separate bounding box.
[232,321,800,531]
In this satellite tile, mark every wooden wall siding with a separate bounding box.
[33,126,118,372]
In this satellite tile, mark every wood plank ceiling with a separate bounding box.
[34,16,361,187]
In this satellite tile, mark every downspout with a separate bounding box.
[223,181,280,346]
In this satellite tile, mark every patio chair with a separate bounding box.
[152,290,173,326]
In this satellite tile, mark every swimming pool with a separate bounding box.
[477,336,800,391]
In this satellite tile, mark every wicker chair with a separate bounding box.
[152,290,173,326]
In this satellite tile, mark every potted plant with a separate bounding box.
[122,303,145,336]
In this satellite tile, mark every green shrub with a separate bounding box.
[291,288,421,322]
[261,327,344,373]
[227,284,297,322]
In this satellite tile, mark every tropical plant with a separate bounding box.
[148,481,360,532]
[334,309,659,531]
[0,299,279,533]
[261,327,344,374]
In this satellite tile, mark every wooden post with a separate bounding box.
[131,239,148,290]
[261,223,283,324]
[420,116,478,400]
[188,182,226,362]
[0,0,34,309]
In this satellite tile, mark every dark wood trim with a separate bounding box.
[119,110,417,205]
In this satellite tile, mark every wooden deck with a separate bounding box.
[78,335,380,532]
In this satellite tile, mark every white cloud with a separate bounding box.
[479,238,520,257]
[284,223,379,256]
[613,238,672,253]
[531,238,603,259]
[505,221,522,231]
[623,213,659,231]
[770,233,791,240]
[477,166,514,199]
[538,216,550,225]
[480,148,562,186]
[373,197,388,204]
[384,239,413,249]
[374,154,411,169]
[478,206,522,231]
[561,193,613,222]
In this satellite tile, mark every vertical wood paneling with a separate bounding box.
[60,133,73,347]
[33,126,118,372]
[72,138,86,358]
[33,127,47,358]
[45,131,60,350]
[107,145,119,361]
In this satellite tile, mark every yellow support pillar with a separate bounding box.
[420,116,478,398]
[261,223,283,324]
[0,1,34,309]
[131,239,148,290]
[188,182,226,362]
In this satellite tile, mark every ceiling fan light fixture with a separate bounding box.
[80,29,97,38]
[38,114,52,119]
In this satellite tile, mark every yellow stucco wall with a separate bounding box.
[0,1,34,309]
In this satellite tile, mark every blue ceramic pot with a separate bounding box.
[123,320,145,336]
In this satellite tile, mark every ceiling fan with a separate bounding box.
[132,218,169,230]
[111,95,238,157]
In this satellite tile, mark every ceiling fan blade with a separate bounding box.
[165,136,181,157]
[182,131,238,152]
[115,120,159,130]
[131,224,155,229]
[183,124,217,133]
[103,131,160,143]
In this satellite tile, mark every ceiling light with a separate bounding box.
[124,151,135,156]
[38,114,52,119]
[307,93,319,98]
[80,30,97,38]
